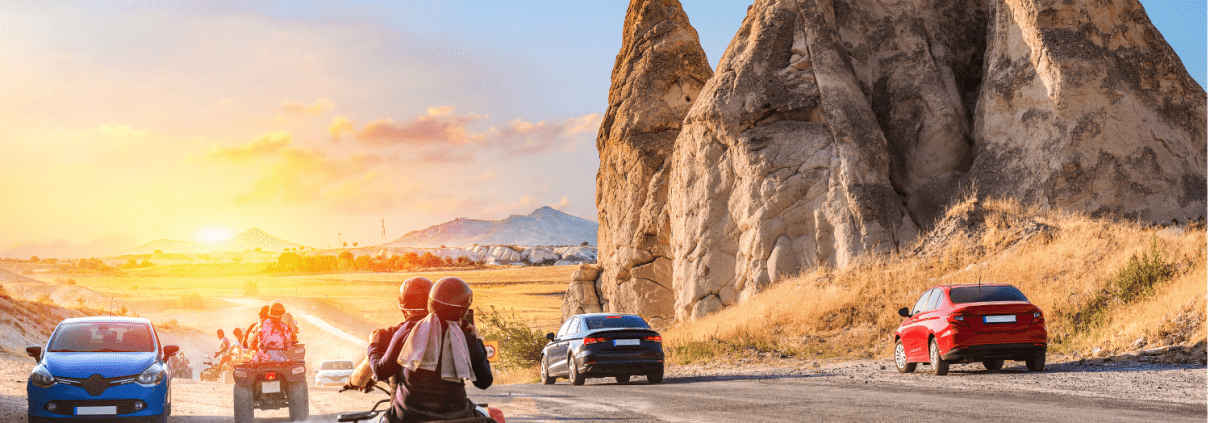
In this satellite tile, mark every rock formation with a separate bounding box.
[570,0,1206,323]
[590,0,714,327]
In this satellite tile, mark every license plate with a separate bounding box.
[76,406,117,415]
[984,315,1017,324]
[262,380,281,393]
[614,339,640,346]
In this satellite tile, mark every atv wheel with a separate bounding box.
[233,384,254,423]
[569,354,585,386]
[287,380,310,421]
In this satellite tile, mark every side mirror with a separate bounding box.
[26,345,42,362]
[545,332,555,341]
[163,345,179,359]
[898,307,911,318]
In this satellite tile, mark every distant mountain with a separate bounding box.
[112,228,304,256]
[387,207,598,248]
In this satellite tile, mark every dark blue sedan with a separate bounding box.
[540,313,663,385]
[26,317,177,422]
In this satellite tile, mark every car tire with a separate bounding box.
[287,380,309,421]
[647,367,664,384]
[929,338,949,376]
[233,384,254,423]
[1026,353,1046,372]
[894,339,916,373]
[569,354,585,386]
[541,355,556,385]
[982,359,1004,371]
[616,375,630,384]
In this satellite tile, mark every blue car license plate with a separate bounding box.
[983,315,1016,324]
[614,339,640,346]
[76,406,117,415]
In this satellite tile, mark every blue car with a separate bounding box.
[26,316,177,423]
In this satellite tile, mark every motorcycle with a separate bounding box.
[232,344,309,423]
[336,382,504,423]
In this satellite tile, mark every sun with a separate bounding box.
[197,227,232,244]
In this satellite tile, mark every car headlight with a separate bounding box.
[135,363,165,386]
[30,365,56,388]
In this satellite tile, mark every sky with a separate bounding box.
[0,0,1204,259]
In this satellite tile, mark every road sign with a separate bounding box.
[484,340,499,362]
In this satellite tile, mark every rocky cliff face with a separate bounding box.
[591,0,714,327]
[569,0,1206,324]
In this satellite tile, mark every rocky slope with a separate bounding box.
[572,0,1206,323]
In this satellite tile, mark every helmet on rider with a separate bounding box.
[398,277,434,318]
[269,301,286,318]
[428,277,472,322]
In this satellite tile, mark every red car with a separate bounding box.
[893,283,1047,375]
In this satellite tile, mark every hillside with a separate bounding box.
[113,228,305,256]
[388,206,598,248]
[660,195,1207,364]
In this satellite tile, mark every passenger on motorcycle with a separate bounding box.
[390,277,493,422]
[251,301,298,363]
[244,305,271,351]
[270,300,300,343]
[350,276,433,392]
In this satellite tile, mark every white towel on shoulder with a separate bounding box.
[397,314,475,383]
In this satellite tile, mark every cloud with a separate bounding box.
[280,98,335,116]
[207,131,292,161]
[232,148,397,210]
[98,124,150,146]
[486,113,601,155]
[467,170,498,185]
[417,148,475,164]
[554,196,571,210]
[476,195,539,218]
[328,116,355,142]
[355,107,487,146]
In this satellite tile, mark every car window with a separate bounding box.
[584,315,651,330]
[949,286,1030,303]
[925,289,945,311]
[911,289,933,315]
[49,322,155,353]
[569,318,581,336]
[556,319,572,338]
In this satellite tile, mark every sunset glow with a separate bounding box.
[197,228,233,244]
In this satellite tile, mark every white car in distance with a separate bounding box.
[314,359,355,387]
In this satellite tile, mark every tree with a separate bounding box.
[342,241,349,248]
[352,242,359,247]
[278,252,302,268]
[154,249,163,254]
[338,250,354,261]
[29,256,40,263]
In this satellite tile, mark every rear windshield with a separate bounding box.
[948,286,1029,304]
[321,361,353,370]
[584,315,650,330]
[49,322,155,353]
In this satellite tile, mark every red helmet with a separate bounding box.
[429,277,472,322]
[398,277,434,318]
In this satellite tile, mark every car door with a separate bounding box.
[548,319,573,374]
[903,289,938,360]
[560,317,583,374]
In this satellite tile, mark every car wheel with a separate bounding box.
[647,366,664,384]
[569,354,585,386]
[894,339,916,373]
[982,359,1004,371]
[929,338,949,376]
[541,355,556,385]
[287,380,309,421]
[1026,353,1046,372]
[615,375,630,384]
[233,384,254,423]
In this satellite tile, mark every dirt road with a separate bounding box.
[3,350,1203,422]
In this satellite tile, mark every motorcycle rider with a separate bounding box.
[231,327,246,362]
[244,305,271,350]
[215,329,232,370]
[348,276,434,391]
[390,277,493,422]
[251,301,297,363]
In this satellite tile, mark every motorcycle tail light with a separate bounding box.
[644,336,662,343]
[584,337,607,344]
[264,372,277,380]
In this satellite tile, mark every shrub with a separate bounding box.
[1110,237,1174,303]
[477,305,547,369]
[36,293,54,304]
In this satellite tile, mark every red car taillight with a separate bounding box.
[584,336,607,345]
[947,312,969,326]
[644,335,662,343]
[1031,310,1044,325]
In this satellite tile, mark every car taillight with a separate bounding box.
[947,312,969,326]
[644,336,662,343]
[1031,310,1044,324]
[264,372,277,380]
[584,337,607,344]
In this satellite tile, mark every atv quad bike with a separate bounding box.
[232,344,308,422]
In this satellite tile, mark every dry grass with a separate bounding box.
[491,364,541,385]
[664,194,1207,364]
